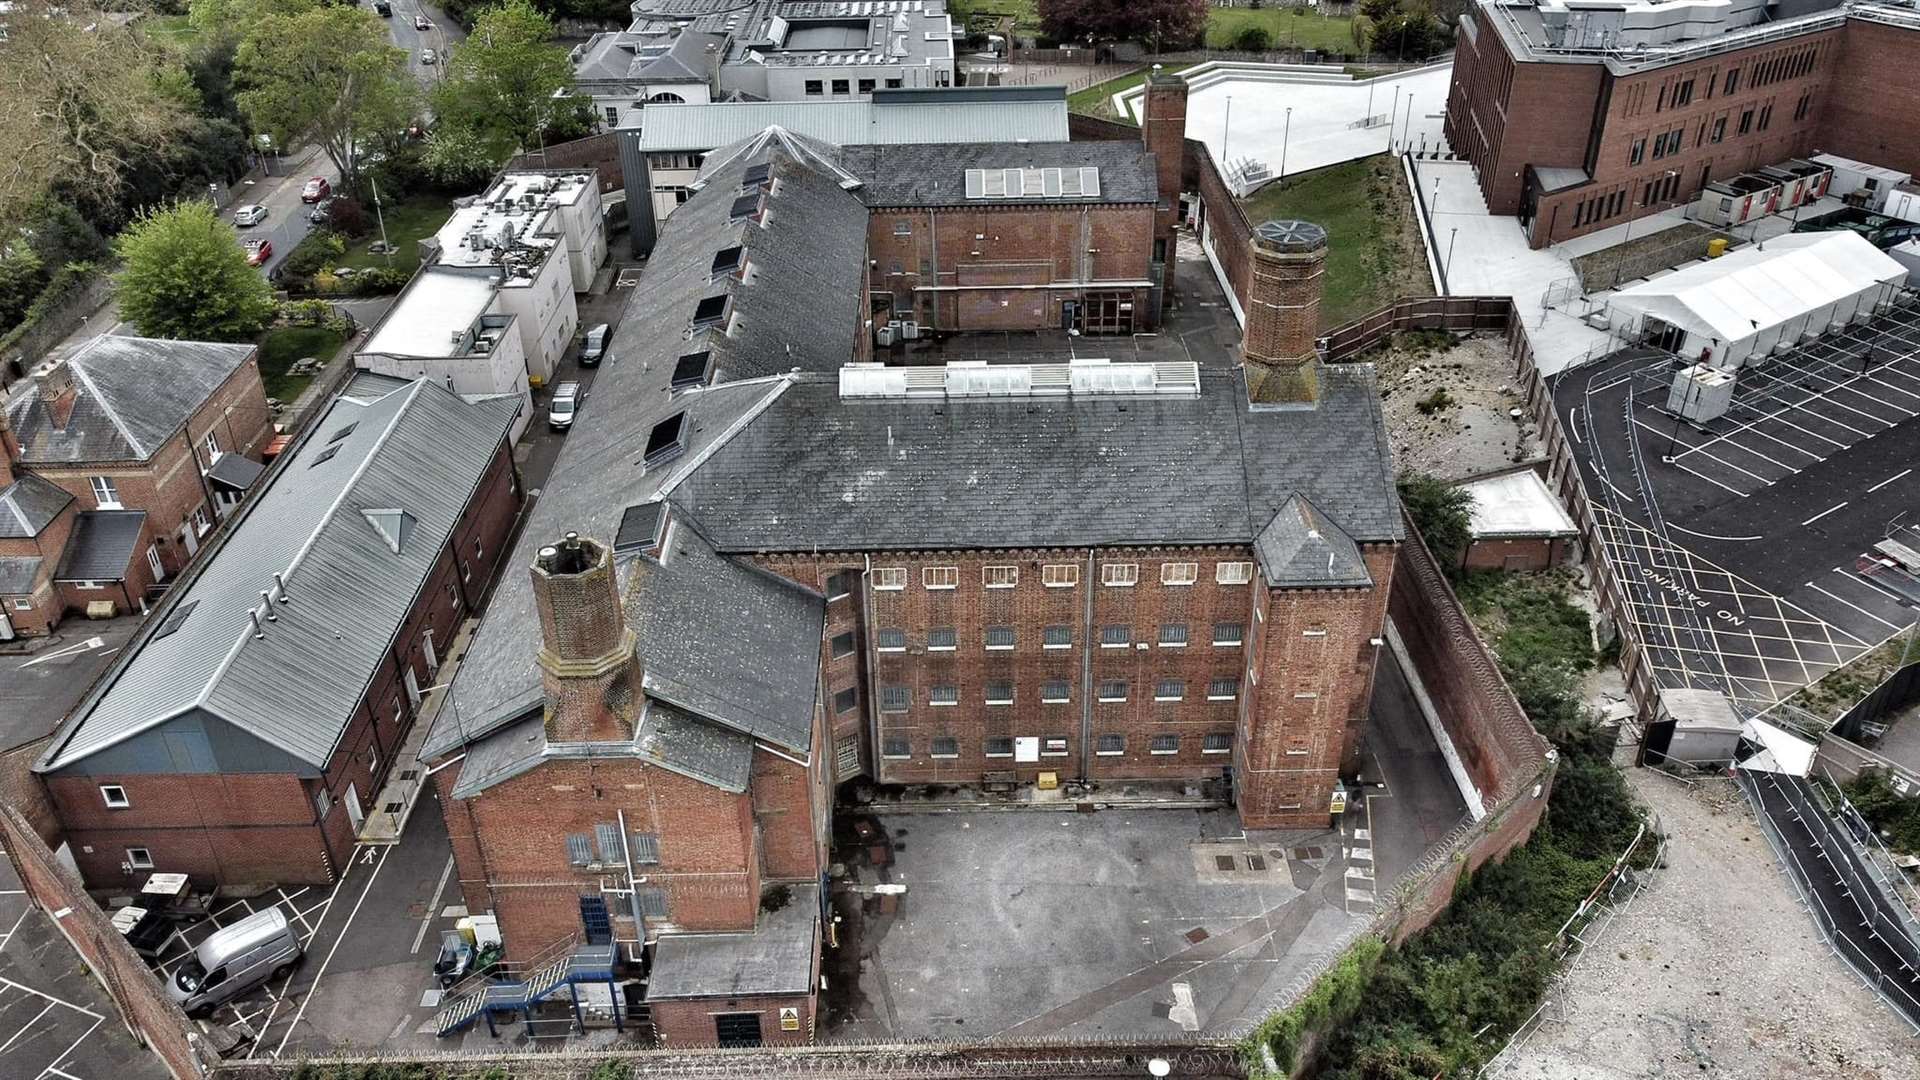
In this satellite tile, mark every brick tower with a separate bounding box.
[531,532,641,743]
[1140,66,1188,324]
[1244,219,1328,405]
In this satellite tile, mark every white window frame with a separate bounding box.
[1041,737,1069,757]
[1213,623,1245,647]
[1154,680,1185,702]
[202,430,221,459]
[100,784,130,808]
[1303,628,1329,638]
[70,580,109,590]
[874,567,907,591]
[983,565,1018,589]
[192,505,212,536]
[1286,743,1312,756]
[1203,733,1234,754]
[923,566,958,590]
[1161,562,1198,586]
[930,737,960,759]
[89,475,121,509]
[1041,563,1079,588]
[1100,562,1139,587]
[1216,561,1254,585]
[10,597,31,610]
[125,847,154,870]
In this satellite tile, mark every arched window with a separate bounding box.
[647,91,686,104]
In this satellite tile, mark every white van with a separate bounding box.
[166,907,301,1016]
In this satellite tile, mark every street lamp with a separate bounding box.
[1279,107,1292,180]
[1444,226,1459,291]
[1223,95,1233,169]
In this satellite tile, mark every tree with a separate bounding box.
[1396,470,1474,569]
[1036,0,1208,49]
[0,0,195,230]
[1351,0,1449,59]
[114,201,275,340]
[1232,25,1272,52]
[421,125,502,189]
[430,0,582,164]
[235,5,418,193]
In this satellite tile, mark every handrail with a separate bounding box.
[439,928,581,1002]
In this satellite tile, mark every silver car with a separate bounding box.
[548,381,583,431]
[167,907,301,1017]
[233,204,268,227]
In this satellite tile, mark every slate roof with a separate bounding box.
[648,882,820,999]
[38,379,521,773]
[55,510,146,582]
[1254,495,1372,588]
[573,28,723,82]
[636,699,755,791]
[205,453,266,492]
[0,474,73,539]
[836,141,1158,207]
[7,336,256,464]
[0,556,42,595]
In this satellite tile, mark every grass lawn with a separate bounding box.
[1067,63,1191,119]
[334,195,452,276]
[1206,8,1359,52]
[949,0,1038,32]
[256,326,345,403]
[1239,154,1430,329]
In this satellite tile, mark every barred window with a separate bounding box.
[880,686,910,712]
[1150,734,1180,754]
[928,627,957,651]
[923,565,959,589]
[1159,623,1188,647]
[1043,625,1072,649]
[985,680,1014,705]
[1208,677,1241,700]
[985,736,1015,757]
[874,567,907,590]
[985,626,1016,650]
[1097,679,1128,702]
[594,822,622,863]
[983,565,1018,588]
[1216,561,1254,585]
[1096,733,1125,755]
[1213,622,1245,647]
[1041,678,1072,702]
[830,631,856,658]
[566,833,593,867]
[1041,563,1079,588]
[630,832,661,864]
[1155,679,1185,701]
[1203,732,1234,753]
[635,887,669,919]
[1101,562,1139,587]
[930,685,959,705]
[1041,736,1069,756]
[876,628,906,651]
[883,736,911,758]
[931,736,959,758]
[1100,625,1131,648]
[825,571,853,600]
[1161,562,1198,585]
[833,687,858,713]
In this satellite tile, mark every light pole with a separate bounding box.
[1279,106,1292,180]
[1444,226,1459,290]
[1223,95,1232,169]
[1403,94,1416,151]
[370,175,393,265]
[1389,85,1401,149]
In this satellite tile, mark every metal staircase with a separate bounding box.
[434,942,620,1038]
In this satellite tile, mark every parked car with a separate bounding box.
[373,0,391,14]
[548,381,583,431]
[579,323,610,366]
[420,48,437,64]
[232,204,268,226]
[166,907,301,1018]
[301,176,331,203]
[307,197,335,225]
[414,13,430,29]
[244,238,273,267]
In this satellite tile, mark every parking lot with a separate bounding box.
[1553,303,1920,708]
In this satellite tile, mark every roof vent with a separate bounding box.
[361,507,417,554]
[643,412,688,468]
[691,293,731,331]
[309,445,341,468]
[151,600,198,642]
[670,350,714,391]
[729,193,762,222]
[741,162,772,190]
[710,245,745,280]
[613,501,668,556]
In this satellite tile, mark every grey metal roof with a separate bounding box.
[0,555,43,595]
[7,336,255,464]
[633,91,1068,152]
[1254,495,1372,588]
[648,882,819,999]
[838,142,1157,207]
[573,28,722,83]
[205,452,266,492]
[55,510,146,582]
[636,699,755,791]
[38,379,520,773]
[0,474,73,539]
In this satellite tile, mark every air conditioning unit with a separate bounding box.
[876,325,895,347]
[901,320,921,340]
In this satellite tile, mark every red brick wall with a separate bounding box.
[864,204,1155,331]
[0,503,75,633]
[47,771,334,887]
[650,989,817,1048]
[0,738,60,843]
[1193,141,1252,319]
[1821,18,1920,178]
[1461,536,1567,572]
[751,733,828,882]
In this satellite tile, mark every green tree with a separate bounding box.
[1396,470,1474,569]
[235,5,418,193]
[430,0,582,164]
[421,125,503,189]
[1232,25,1273,52]
[114,200,274,340]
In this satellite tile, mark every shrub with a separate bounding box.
[1233,25,1273,51]
[1397,471,1473,568]
[310,271,344,296]
[327,197,372,238]
[1414,387,1455,414]
[349,267,411,296]
[283,231,348,278]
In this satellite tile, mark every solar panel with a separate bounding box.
[643,412,688,467]
[670,350,713,390]
[328,422,357,444]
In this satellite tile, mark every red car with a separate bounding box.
[245,238,273,267]
[301,176,331,203]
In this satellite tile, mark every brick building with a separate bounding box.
[0,335,273,635]
[426,129,1396,1046]
[1446,0,1920,247]
[34,376,522,891]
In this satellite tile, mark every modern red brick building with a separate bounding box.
[35,375,522,891]
[1446,0,1920,247]
[0,335,274,635]
[427,130,1396,1047]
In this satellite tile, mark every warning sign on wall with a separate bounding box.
[780,1006,800,1031]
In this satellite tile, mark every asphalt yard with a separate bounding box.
[149,880,341,1055]
[1553,301,1920,708]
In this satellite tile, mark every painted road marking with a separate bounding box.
[1802,502,1848,526]
[1869,468,1913,494]
[19,637,106,669]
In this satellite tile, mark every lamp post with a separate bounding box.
[1444,226,1459,291]
[1223,95,1233,170]
[1389,85,1401,149]
[1280,106,1292,180]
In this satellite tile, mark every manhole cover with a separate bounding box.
[1184,927,1210,944]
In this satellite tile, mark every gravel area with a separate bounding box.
[1494,768,1920,1080]
[1374,333,1537,480]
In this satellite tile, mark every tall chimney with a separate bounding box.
[40,360,79,432]
[1245,220,1329,405]
[1140,67,1189,324]
[531,532,642,744]
[0,385,18,489]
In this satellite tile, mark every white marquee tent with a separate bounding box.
[1611,231,1908,368]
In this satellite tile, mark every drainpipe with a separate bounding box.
[861,553,880,781]
[1077,547,1095,785]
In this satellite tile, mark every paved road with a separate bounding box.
[230,155,335,282]
[378,0,466,91]
[0,617,145,755]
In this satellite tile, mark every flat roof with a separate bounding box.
[363,273,498,357]
[1458,470,1579,539]
[647,883,818,999]
[633,91,1067,151]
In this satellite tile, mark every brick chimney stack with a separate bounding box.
[1244,220,1329,405]
[1140,66,1188,321]
[532,532,642,744]
[0,385,17,489]
[41,360,78,431]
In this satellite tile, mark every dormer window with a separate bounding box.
[691,293,730,331]
[741,162,771,190]
[643,412,687,468]
[729,193,761,222]
[614,501,667,557]
[710,245,745,281]
[671,350,713,391]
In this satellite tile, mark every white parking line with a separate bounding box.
[1869,468,1913,494]
[0,1002,56,1056]
[0,976,103,1018]
[1802,501,1848,526]
[35,1013,102,1080]
[271,845,389,1058]
[1809,578,1904,632]
[411,856,455,955]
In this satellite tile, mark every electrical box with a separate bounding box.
[1665,364,1735,422]
[1036,771,1059,791]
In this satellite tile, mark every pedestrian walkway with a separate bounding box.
[357,616,479,844]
